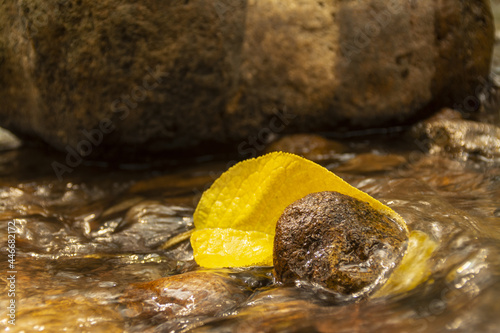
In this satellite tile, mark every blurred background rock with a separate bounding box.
[0,0,496,159]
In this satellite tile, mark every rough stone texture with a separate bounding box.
[0,0,494,157]
[273,191,408,296]
[412,118,500,161]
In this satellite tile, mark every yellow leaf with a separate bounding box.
[191,152,408,268]
[191,228,274,268]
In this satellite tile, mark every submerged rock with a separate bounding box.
[0,0,494,157]
[14,298,124,332]
[264,134,347,162]
[335,153,407,174]
[274,191,407,295]
[122,270,250,321]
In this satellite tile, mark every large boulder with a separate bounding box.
[0,0,494,158]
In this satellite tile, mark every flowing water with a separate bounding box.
[0,117,499,332]
[1,7,500,333]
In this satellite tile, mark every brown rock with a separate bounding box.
[122,270,250,320]
[273,191,407,295]
[425,108,463,122]
[335,153,407,174]
[412,118,500,160]
[264,134,346,162]
[0,0,493,157]
[15,298,124,332]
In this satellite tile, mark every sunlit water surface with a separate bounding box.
[1,4,500,330]
[0,122,499,333]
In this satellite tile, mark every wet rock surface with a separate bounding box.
[122,270,251,321]
[274,191,408,295]
[412,118,500,161]
[335,153,407,174]
[189,288,326,333]
[0,0,494,156]
[264,134,347,162]
[14,297,124,332]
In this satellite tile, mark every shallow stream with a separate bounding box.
[2,5,500,332]
[0,112,499,332]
